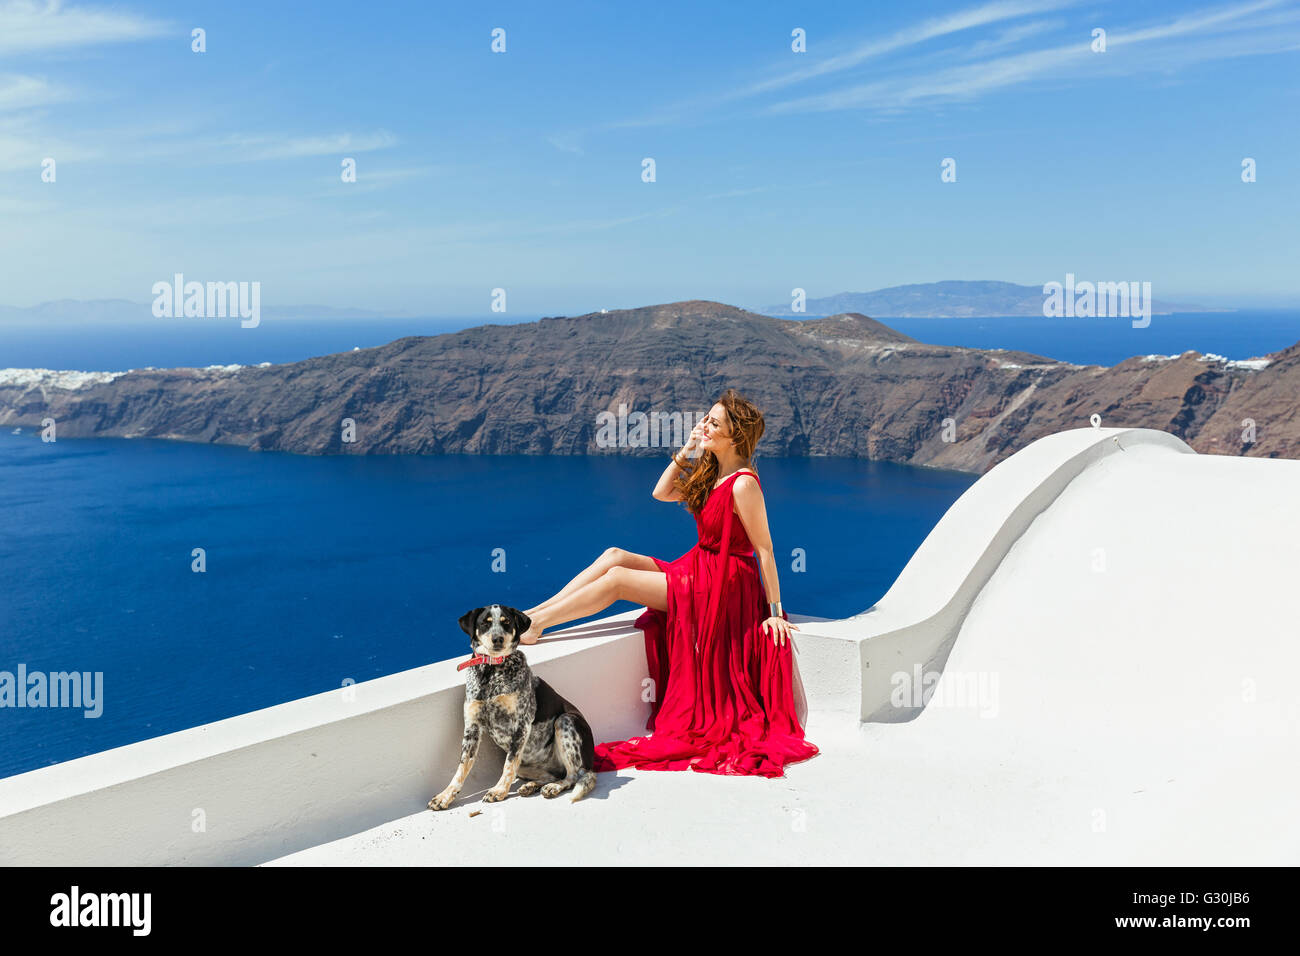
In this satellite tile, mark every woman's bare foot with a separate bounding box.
[519,619,545,644]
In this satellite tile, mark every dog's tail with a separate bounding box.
[569,770,598,803]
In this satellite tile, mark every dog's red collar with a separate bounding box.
[457,654,508,671]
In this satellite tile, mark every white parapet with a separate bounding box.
[0,610,651,865]
[0,605,844,866]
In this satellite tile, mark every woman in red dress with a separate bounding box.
[519,389,819,778]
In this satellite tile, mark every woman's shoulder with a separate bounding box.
[714,468,759,487]
[730,469,761,491]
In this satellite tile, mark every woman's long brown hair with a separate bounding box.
[673,388,765,514]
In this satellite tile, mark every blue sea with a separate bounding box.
[884,310,1300,366]
[0,435,974,780]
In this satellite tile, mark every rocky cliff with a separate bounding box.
[1,300,1295,474]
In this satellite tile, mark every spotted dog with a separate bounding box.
[428,605,597,809]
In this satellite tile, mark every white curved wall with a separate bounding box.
[801,427,1197,720]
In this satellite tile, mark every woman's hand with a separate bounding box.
[761,615,798,647]
[682,418,706,456]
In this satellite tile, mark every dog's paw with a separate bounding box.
[428,790,457,811]
[517,781,542,797]
[541,782,569,799]
[482,785,510,803]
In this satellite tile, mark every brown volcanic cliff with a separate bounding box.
[0,300,1296,474]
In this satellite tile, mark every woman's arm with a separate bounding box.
[732,475,798,646]
[652,418,706,501]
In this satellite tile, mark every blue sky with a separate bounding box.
[2,0,1299,315]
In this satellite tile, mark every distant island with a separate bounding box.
[1,300,1294,474]
[760,280,1223,318]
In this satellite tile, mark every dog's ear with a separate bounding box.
[507,607,531,637]
[459,607,485,637]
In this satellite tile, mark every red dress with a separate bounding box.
[593,469,820,777]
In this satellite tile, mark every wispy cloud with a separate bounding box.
[767,0,1299,114]
[0,0,169,55]
[0,131,94,171]
[0,107,105,170]
[586,0,1083,136]
[769,39,1091,114]
[964,17,1066,56]
[215,130,400,162]
[315,163,444,196]
[0,120,402,172]
[0,73,62,111]
[547,133,584,156]
[700,180,832,202]
[564,0,1299,138]
[0,3,171,168]
[736,0,1083,99]
[573,0,1074,137]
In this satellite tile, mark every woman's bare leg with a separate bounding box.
[521,565,667,644]
[523,548,657,631]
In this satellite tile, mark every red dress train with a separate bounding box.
[593,469,820,778]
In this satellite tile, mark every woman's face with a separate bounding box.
[699,403,732,453]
